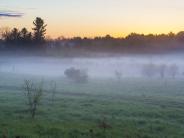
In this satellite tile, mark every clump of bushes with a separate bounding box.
[64,67,88,83]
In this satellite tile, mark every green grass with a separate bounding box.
[0,73,184,137]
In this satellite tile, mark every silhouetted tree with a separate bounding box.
[20,28,28,39]
[1,29,10,44]
[20,28,32,43]
[104,34,113,40]
[168,32,175,39]
[0,27,10,40]
[9,28,20,43]
[32,17,47,43]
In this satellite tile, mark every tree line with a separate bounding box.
[53,32,184,54]
[1,17,184,53]
[0,17,47,46]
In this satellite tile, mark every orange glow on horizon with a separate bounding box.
[1,0,184,39]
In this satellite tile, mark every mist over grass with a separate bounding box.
[0,53,184,79]
[1,70,184,137]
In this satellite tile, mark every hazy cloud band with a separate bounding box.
[0,11,23,17]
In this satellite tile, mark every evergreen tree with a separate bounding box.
[32,17,47,43]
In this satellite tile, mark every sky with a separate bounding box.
[1,0,184,38]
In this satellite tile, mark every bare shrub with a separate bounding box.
[98,117,112,133]
[23,80,43,119]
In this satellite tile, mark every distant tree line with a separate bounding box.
[0,17,47,47]
[53,32,184,54]
[1,17,184,53]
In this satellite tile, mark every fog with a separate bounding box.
[1,54,184,79]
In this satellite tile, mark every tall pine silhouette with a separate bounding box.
[32,17,47,43]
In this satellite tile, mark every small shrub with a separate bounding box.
[64,67,88,83]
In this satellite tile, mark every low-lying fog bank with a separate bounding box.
[1,54,184,79]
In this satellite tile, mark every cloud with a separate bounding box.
[0,11,23,18]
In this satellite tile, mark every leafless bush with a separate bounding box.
[23,80,43,119]
[98,117,112,133]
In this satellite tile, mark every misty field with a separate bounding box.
[0,56,184,138]
[0,72,184,138]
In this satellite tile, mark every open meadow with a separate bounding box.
[0,71,184,138]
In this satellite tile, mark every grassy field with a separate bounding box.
[0,73,184,138]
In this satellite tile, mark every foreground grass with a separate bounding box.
[0,73,184,137]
